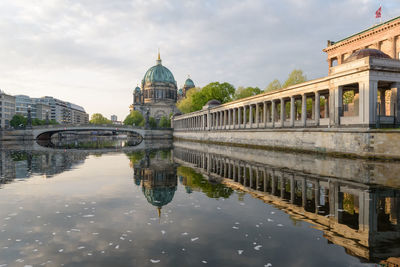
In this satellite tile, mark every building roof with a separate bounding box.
[343,48,391,63]
[142,55,176,85]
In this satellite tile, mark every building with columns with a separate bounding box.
[173,16,400,131]
[324,16,400,72]
[131,53,181,121]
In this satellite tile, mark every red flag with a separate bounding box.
[375,6,382,18]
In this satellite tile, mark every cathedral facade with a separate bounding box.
[131,53,195,121]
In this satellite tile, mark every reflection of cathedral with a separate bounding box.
[133,150,177,216]
[130,52,195,120]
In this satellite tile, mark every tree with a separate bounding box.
[90,113,112,125]
[123,110,144,126]
[265,79,282,92]
[176,87,201,114]
[10,114,27,128]
[233,86,262,100]
[190,82,235,112]
[282,69,307,88]
[149,117,157,128]
[159,116,171,128]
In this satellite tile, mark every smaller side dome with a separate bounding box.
[184,78,195,88]
[134,86,141,94]
[343,49,391,63]
[177,88,183,95]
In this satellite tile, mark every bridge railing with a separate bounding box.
[31,124,144,129]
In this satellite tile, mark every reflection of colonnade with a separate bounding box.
[173,147,400,263]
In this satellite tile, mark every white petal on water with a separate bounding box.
[216,207,221,210]
[101,251,105,254]
[256,225,259,228]
[87,253,92,256]
[254,245,262,250]
[235,222,240,225]
[147,223,151,225]
[15,259,24,262]
[77,246,85,250]
[82,214,95,218]
[277,224,283,227]
[91,202,96,204]
[65,205,69,207]
[15,239,21,242]
[182,248,186,251]
[90,221,95,224]
[202,260,207,264]
[270,211,275,214]
[232,226,239,230]
[92,233,99,235]
[239,203,245,206]
[150,218,157,221]
[191,237,199,242]
[115,245,119,249]
[24,265,32,267]
[71,229,80,232]
[161,251,166,254]
[237,250,243,255]
[161,230,166,235]
[0,264,7,267]
[265,264,272,267]
[4,218,10,221]
[52,233,56,235]
[181,232,188,236]
[58,249,64,253]
[109,243,113,246]
[150,259,160,263]
[267,218,274,222]
[120,237,125,240]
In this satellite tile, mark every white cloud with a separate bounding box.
[0,0,398,120]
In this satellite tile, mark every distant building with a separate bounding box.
[35,96,88,124]
[0,90,15,128]
[15,95,51,121]
[324,15,400,72]
[111,115,117,122]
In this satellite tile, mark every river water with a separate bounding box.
[0,139,399,266]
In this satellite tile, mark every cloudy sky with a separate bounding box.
[0,0,399,120]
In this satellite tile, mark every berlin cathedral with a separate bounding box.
[130,52,195,120]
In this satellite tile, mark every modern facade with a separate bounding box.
[131,53,194,121]
[0,91,15,128]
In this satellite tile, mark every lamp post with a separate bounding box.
[45,109,49,125]
[27,105,32,129]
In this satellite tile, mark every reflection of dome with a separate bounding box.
[134,86,141,94]
[142,186,176,208]
[142,55,176,85]
[184,78,195,88]
[343,49,391,63]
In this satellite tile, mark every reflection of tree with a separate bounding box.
[126,151,145,168]
[177,166,233,199]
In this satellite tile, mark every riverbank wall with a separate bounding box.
[173,128,400,160]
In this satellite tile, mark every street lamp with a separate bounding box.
[27,105,32,129]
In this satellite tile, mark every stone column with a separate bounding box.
[263,102,267,128]
[228,109,231,129]
[280,98,285,127]
[379,89,386,116]
[249,105,253,128]
[233,108,237,129]
[302,178,306,207]
[315,91,320,126]
[271,100,275,128]
[280,176,285,198]
[263,170,267,192]
[290,175,295,204]
[392,82,400,125]
[243,106,247,128]
[238,107,242,129]
[207,111,211,131]
[359,80,378,126]
[256,103,260,128]
[249,167,253,188]
[271,171,276,195]
[290,96,295,127]
[301,94,307,127]
[334,86,343,126]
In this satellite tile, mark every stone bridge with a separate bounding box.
[1,124,173,141]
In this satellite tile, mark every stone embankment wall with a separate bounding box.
[173,128,400,160]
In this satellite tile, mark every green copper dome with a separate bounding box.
[142,186,176,208]
[134,86,141,94]
[178,88,183,95]
[142,55,176,85]
[184,78,195,88]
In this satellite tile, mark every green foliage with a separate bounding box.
[10,114,27,128]
[90,113,112,125]
[233,86,262,100]
[159,116,171,128]
[343,91,355,105]
[282,69,307,88]
[177,166,233,199]
[176,87,201,114]
[177,82,235,113]
[125,151,145,166]
[149,117,157,128]
[265,79,282,92]
[123,111,144,126]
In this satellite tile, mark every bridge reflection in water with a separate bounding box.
[173,142,400,264]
